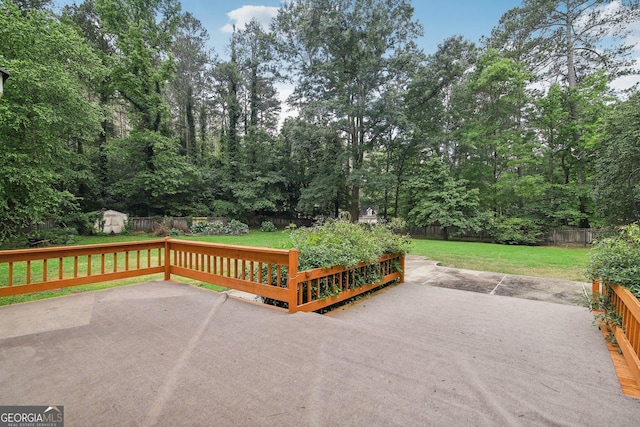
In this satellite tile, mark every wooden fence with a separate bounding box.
[129,217,190,232]
[248,217,314,228]
[592,280,640,386]
[129,216,312,231]
[408,226,613,246]
[0,239,404,313]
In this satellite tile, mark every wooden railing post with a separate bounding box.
[164,237,171,281]
[288,249,299,313]
[400,254,405,283]
[592,277,600,299]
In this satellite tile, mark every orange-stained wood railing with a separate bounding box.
[0,240,165,297]
[0,238,405,313]
[592,280,640,385]
[166,239,297,307]
[292,253,404,313]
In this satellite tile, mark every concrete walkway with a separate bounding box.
[403,255,590,306]
[1,258,638,426]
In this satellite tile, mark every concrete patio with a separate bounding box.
[1,256,639,425]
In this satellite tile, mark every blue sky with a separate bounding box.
[183,0,523,57]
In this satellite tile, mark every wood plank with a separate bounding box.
[599,322,640,399]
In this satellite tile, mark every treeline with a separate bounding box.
[1,0,639,243]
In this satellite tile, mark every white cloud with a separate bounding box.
[221,5,279,33]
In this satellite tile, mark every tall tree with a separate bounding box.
[95,0,182,214]
[406,36,478,163]
[487,1,639,227]
[167,12,210,162]
[406,158,481,240]
[61,0,118,210]
[95,0,182,136]
[593,91,640,225]
[0,0,103,240]
[457,49,534,213]
[274,0,423,220]
[489,0,640,89]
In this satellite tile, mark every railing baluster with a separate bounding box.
[8,262,13,286]
[1,239,403,313]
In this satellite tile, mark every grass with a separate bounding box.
[410,238,589,282]
[0,230,591,306]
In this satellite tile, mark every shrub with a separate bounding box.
[152,223,170,237]
[289,218,411,271]
[41,227,78,245]
[225,219,249,235]
[587,222,640,298]
[284,223,297,232]
[58,211,97,236]
[190,220,224,235]
[488,217,544,245]
[260,220,277,232]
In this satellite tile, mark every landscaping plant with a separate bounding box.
[289,218,411,271]
[587,222,640,298]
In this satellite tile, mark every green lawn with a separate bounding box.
[409,238,589,282]
[0,230,591,306]
[70,231,293,249]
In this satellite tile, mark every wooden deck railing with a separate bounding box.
[0,238,404,313]
[166,239,298,308]
[592,280,640,384]
[0,240,165,297]
[293,253,404,312]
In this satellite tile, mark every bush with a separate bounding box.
[488,217,544,245]
[260,221,277,232]
[225,219,249,235]
[189,219,248,235]
[587,222,640,298]
[190,220,224,235]
[41,227,78,245]
[289,218,411,271]
[58,211,97,236]
[152,222,170,237]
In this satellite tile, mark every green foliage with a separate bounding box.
[274,0,423,220]
[406,158,482,238]
[58,211,98,236]
[289,219,411,271]
[225,219,249,235]
[587,223,640,298]
[190,221,225,235]
[190,219,249,236]
[488,216,545,246]
[0,0,104,242]
[260,221,277,232]
[105,130,202,215]
[593,92,640,225]
[95,0,181,132]
[41,227,78,245]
